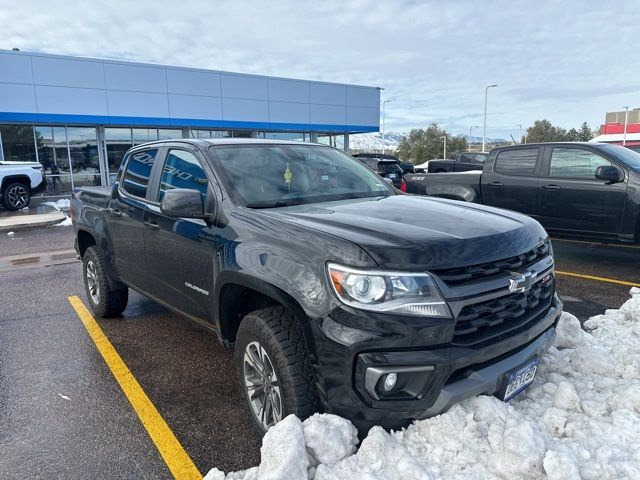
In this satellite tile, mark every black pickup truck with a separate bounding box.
[427,152,488,173]
[71,139,561,434]
[407,142,640,243]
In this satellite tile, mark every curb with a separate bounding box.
[0,213,68,233]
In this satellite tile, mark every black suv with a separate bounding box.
[352,153,407,191]
[72,139,561,434]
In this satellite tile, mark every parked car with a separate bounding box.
[351,154,407,191]
[427,152,488,173]
[399,161,416,174]
[406,142,640,243]
[71,139,561,434]
[0,160,46,210]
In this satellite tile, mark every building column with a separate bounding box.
[343,133,350,153]
[310,132,318,143]
[96,126,109,186]
[181,128,191,139]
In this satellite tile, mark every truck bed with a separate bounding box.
[405,170,482,202]
[73,185,112,208]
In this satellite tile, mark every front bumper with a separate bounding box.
[31,176,47,194]
[308,294,562,433]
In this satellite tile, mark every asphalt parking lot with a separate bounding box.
[1,226,638,479]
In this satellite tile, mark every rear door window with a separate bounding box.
[494,148,539,176]
[121,149,158,198]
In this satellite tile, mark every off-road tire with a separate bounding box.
[3,182,31,211]
[83,246,128,318]
[235,306,320,435]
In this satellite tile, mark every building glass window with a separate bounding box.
[211,130,231,138]
[132,128,159,145]
[105,128,133,183]
[316,133,344,150]
[158,129,183,140]
[0,125,37,162]
[190,129,211,139]
[262,132,306,142]
[230,130,252,138]
[67,127,101,188]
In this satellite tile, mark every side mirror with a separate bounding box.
[595,165,623,183]
[160,188,209,219]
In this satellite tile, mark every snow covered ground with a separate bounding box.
[205,289,640,480]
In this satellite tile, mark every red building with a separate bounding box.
[591,109,640,146]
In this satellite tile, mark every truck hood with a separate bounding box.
[267,195,548,270]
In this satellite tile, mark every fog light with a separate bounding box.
[383,373,397,391]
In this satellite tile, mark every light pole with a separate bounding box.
[440,135,447,159]
[382,100,391,154]
[482,84,498,153]
[469,125,479,151]
[516,124,523,144]
[622,106,630,146]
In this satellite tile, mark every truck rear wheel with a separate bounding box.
[3,182,30,210]
[83,246,128,318]
[235,306,320,435]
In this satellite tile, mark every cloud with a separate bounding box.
[1,0,639,136]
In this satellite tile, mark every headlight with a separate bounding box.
[327,263,450,317]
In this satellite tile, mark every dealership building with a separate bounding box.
[0,49,380,195]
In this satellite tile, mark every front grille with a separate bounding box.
[452,275,554,347]
[434,242,550,286]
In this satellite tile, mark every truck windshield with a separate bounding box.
[212,144,394,207]
[598,144,640,172]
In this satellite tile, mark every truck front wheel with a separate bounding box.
[235,306,320,434]
[83,246,128,318]
[3,182,30,210]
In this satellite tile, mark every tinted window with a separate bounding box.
[495,148,539,176]
[159,149,208,201]
[377,162,403,174]
[459,153,487,163]
[121,149,158,198]
[214,144,392,207]
[549,148,611,179]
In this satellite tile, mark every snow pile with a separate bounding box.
[206,289,640,480]
[43,198,70,211]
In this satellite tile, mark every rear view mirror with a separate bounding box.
[595,165,623,183]
[161,188,208,219]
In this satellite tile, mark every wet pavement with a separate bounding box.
[0,227,637,479]
[0,198,67,232]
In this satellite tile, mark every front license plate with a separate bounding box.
[388,174,397,179]
[502,358,539,401]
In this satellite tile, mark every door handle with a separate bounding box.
[144,220,159,231]
[487,181,503,187]
[542,184,561,190]
[108,208,122,218]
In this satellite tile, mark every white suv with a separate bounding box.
[0,161,47,210]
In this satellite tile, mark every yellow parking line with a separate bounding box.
[68,296,202,480]
[555,271,640,288]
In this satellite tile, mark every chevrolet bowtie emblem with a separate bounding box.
[508,271,537,293]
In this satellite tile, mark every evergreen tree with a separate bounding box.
[578,122,593,141]
[397,123,467,163]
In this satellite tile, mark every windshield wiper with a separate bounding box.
[245,200,302,209]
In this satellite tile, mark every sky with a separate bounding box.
[1,0,639,138]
